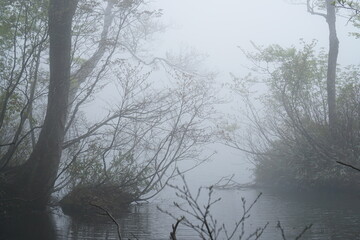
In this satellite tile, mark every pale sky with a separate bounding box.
[154,0,359,74]
[148,0,360,185]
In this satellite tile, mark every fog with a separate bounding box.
[80,0,360,188]
[145,0,360,186]
[155,0,359,68]
[2,0,360,239]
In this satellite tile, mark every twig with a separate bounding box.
[277,221,312,240]
[295,224,313,240]
[336,160,360,172]
[170,217,184,240]
[276,221,287,240]
[0,142,15,147]
[90,203,122,240]
[159,171,267,240]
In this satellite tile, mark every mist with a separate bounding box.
[1,0,360,239]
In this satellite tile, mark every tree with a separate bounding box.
[218,0,360,190]
[336,0,360,13]
[307,0,339,136]
[336,0,360,39]
[1,0,79,208]
[0,0,48,166]
[0,0,215,209]
[158,172,312,240]
[224,41,360,189]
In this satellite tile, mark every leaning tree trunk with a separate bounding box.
[325,0,339,136]
[4,0,78,208]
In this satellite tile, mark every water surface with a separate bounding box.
[2,188,360,239]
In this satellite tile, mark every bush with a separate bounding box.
[59,184,135,216]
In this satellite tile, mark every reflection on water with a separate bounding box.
[251,189,360,239]
[0,210,56,240]
[54,202,196,240]
[1,189,360,239]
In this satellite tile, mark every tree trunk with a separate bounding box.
[3,0,78,208]
[326,0,339,136]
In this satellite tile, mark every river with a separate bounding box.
[1,187,360,240]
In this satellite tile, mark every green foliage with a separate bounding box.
[349,14,360,38]
[0,0,215,206]
[60,184,135,215]
[66,144,147,196]
[237,41,360,190]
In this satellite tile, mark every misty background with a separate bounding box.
[2,0,360,239]
[146,0,360,186]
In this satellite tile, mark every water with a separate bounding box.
[2,188,360,240]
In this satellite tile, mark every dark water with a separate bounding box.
[2,188,360,240]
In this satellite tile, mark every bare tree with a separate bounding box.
[159,172,268,240]
[0,0,216,208]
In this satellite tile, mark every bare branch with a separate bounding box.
[336,160,360,172]
[89,203,122,240]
